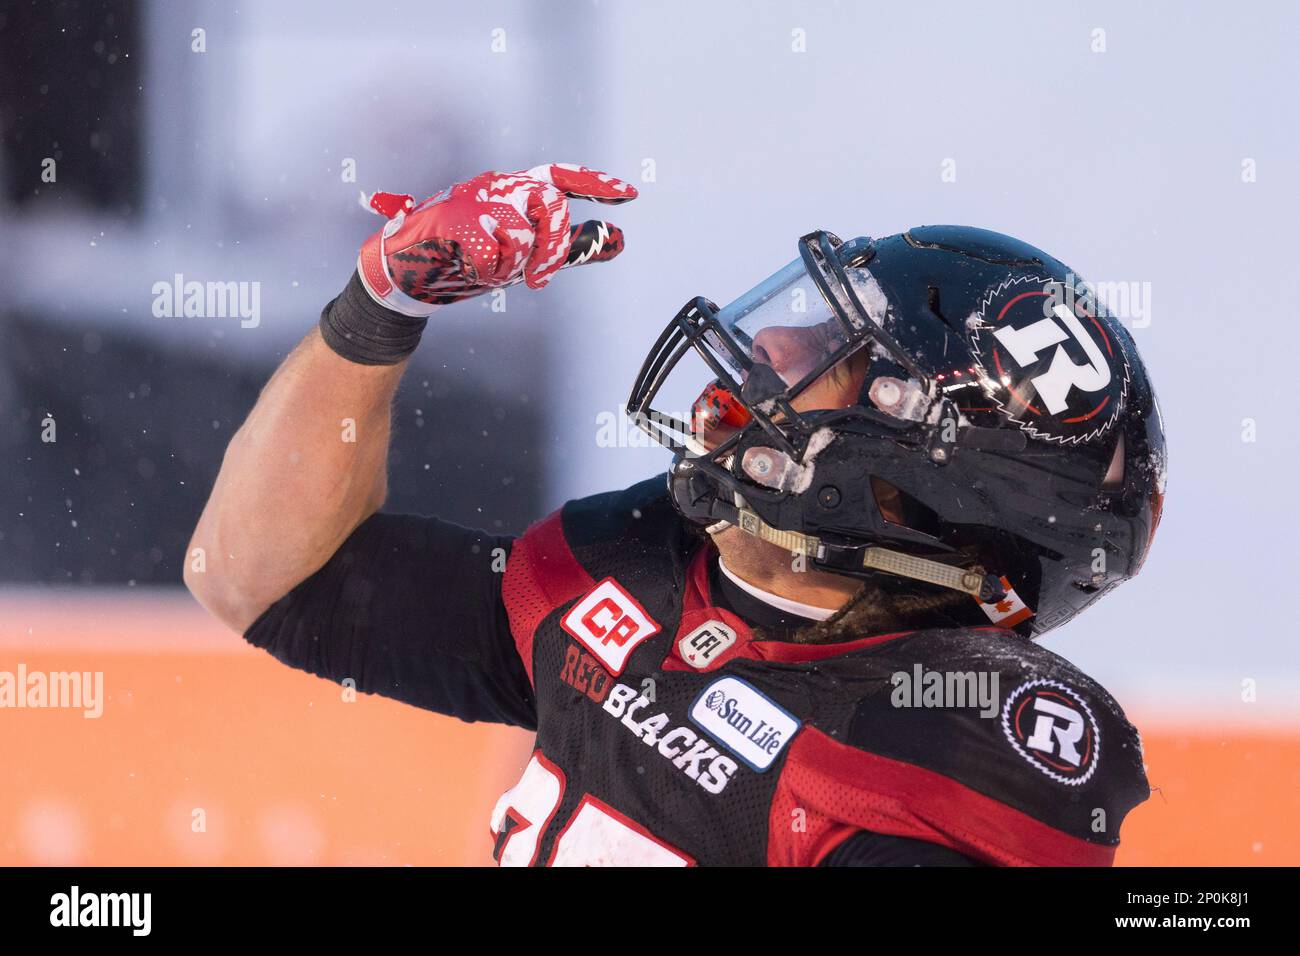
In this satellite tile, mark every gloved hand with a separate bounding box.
[358,162,637,317]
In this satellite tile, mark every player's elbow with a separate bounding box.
[182,554,269,636]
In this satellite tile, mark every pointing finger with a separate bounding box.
[520,162,638,204]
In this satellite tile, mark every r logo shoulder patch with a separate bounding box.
[689,676,800,772]
[561,577,661,676]
[1001,678,1100,785]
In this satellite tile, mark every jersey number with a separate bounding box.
[489,751,694,866]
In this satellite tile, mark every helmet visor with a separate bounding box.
[706,249,888,393]
[627,231,929,458]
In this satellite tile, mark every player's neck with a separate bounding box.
[709,526,860,613]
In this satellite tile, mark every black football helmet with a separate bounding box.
[627,226,1167,638]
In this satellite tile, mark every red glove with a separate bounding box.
[358,163,637,316]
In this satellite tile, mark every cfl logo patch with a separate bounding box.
[1001,679,1100,785]
[561,578,661,675]
[677,620,738,670]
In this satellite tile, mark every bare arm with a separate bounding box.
[184,163,635,634]
[184,326,406,632]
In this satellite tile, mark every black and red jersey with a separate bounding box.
[246,476,1149,866]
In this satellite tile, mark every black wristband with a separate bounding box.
[318,271,429,365]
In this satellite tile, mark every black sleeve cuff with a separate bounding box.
[318,271,429,365]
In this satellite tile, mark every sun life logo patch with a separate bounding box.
[689,676,800,772]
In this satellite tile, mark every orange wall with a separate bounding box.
[1120,729,1300,865]
[1,592,1295,866]
[0,593,532,866]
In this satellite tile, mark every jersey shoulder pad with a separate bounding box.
[558,473,679,550]
[801,627,1149,865]
[503,475,686,681]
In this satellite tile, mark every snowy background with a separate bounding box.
[2,0,1297,720]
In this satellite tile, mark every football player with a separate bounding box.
[184,162,1166,866]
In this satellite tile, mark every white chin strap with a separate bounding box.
[726,505,990,600]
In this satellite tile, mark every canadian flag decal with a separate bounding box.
[977,576,1034,628]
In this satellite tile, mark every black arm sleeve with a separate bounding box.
[822,831,982,867]
[243,513,537,729]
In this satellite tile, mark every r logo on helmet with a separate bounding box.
[969,275,1130,445]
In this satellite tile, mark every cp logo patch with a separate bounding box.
[1000,679,1100,785]
[969,274,1129,445]
[561,577,661,676]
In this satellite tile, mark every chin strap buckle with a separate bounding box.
[729,504,1006,602]
[735,507,823,558]
[860,547,1001,600]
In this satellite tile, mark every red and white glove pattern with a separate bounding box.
[358,163,637,316]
